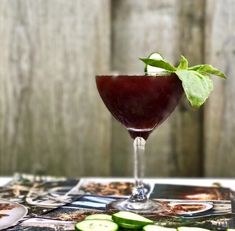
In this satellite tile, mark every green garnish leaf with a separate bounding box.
[176,70,213,107]
[140,58,176,72]
[140,53,226,107]
[188,64,227,78]
[177,55,188,70]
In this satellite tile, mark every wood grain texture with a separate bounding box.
[111,0,181,177]
[169,0,205,176]
[0,0,111,177]
[204,0,235,176]
[0,0,234,177]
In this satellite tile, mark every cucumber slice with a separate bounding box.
[75,219,118,231]
[85,214,112,221]
[177,227,210,231]
[112,211,153,229]
[145,52,166,75]
[116,222,143,229]
[144,225,176,231]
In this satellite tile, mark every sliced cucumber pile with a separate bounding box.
[75,211,213,231]
[112,211,154,229]
[75,219,118,231]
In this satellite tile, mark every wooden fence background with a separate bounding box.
[0,0,234,177]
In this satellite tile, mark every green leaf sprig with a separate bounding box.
[140,54,227,107]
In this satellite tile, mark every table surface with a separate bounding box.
[1,176,235,189]
[0,176,235,230]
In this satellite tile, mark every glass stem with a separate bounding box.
[129,136,147,202]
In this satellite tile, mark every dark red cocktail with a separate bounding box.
[96,73,183,212]
[96,74,183,140]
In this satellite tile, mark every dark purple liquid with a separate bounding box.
[96,74,183,140]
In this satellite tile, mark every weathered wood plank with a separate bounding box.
[0,0,111,177]
[170,0,205,176]
[111,0,181,177]
[204,0,235,176]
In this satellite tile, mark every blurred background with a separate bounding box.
[0,0,234,178]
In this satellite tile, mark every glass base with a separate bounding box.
[107,198,164,214]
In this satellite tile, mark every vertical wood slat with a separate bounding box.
[204,0,235,176]
[0,0,111,177]
[170,0,205,176]
[111,0,181,177]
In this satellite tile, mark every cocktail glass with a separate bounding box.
[96,73,183,213]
